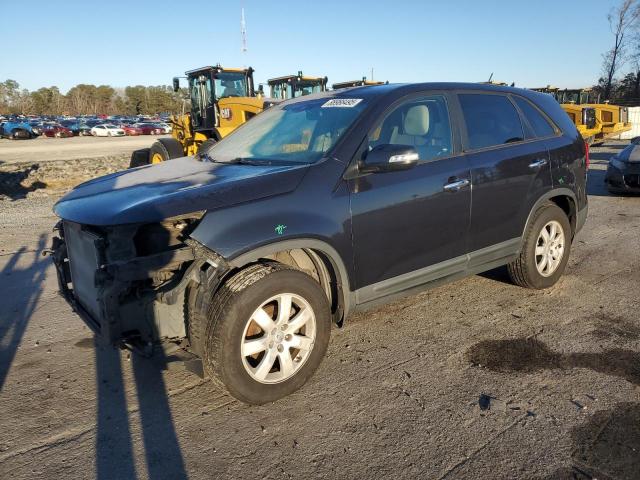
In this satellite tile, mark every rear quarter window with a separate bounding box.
[459,94,524,150]
[513,96,555,138]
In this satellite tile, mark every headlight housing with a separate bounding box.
[133,212,204,256]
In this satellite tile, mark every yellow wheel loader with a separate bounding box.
[332,77,387,89]
[132,65,272,166]
[267,71,328,100]
[532,86,632,144]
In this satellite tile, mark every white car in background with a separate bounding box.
[156,122,172,134]
[91,124,126,137]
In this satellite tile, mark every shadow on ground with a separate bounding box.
[532,403,640,480]
[0,235,49,389]
[586,168,610,197]
[0,164,47,200]
[94,342,189,479]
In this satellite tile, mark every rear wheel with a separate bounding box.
[201,263,331,404]
[148,137,184,164]
[507,203,571,289]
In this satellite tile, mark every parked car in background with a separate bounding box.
[60,120,84,136]
[605,142,640,194]
[122,125,143,136]
[51,83,588,404]
[79,124,93,136]
[155,122,172,134]
[91,124,126,137]
[0,121,37,139]
[133,122,164,135]
[43,124,74,138]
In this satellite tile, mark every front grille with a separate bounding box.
[624,174,640,188]
[63,222,103,323]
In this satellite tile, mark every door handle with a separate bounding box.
[443,178,470,192]
[529,158,548,168]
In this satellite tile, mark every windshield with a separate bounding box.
[206,97,367,164]
[270,81,324,100]
[270,82,291,100]
[214,71,248,99]
[294,81,324,97]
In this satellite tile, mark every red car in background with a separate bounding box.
[133,123,164,135]
[43,125,74,138]
[122,125,143,136]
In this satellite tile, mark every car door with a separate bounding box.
[457,92,552,258]
[348,93,471,303]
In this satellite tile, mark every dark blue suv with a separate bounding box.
[51,83,588,404]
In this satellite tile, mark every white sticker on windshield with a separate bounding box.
[321,98,363,108]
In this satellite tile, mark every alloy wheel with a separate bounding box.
[535,220,565,277]
[240,293,316,384]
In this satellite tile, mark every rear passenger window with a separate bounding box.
[513,96,556,138]
[459,94,524,150]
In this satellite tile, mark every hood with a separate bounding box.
[617,144,640,163]
[54,156,309,226]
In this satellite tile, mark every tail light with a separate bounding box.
[585,141,590,169]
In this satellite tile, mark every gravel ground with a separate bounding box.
[0,142,639,480]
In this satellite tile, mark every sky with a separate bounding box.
[0,0,625,93]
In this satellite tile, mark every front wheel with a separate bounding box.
[507,203,572,289]
[148,137,184,164]
[197,138,217,155]
[201,263,331,404]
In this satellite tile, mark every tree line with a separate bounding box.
[0,80,189,116]
[594,0,640,103]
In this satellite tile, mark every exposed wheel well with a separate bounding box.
[548,195,576,236]
[261,248,343,324]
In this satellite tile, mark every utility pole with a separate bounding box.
[241,8,248,53]
[371,67,374,82]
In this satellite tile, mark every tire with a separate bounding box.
[197,138,217,155]
[129,148,151,168]
[200,262,331,404]
[507,203,571,289]
[148,137,184,164]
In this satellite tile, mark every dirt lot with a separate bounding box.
[0,142,639,480]
[0,134,167,164]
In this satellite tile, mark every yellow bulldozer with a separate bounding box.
[532,86,632,144]
[132,64,272,166]
[267,71,328,100]
[332,77,387,89]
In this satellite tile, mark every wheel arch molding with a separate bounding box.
[226,238,354,322]
[522,188,578,240]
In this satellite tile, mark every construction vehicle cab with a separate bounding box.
[135,65,268,166]
[268,71,328,100]
[332,77,387,90]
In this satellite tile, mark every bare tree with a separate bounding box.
[602,0,640,100]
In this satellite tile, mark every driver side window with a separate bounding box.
[369,95,452,161]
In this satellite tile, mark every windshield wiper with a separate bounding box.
[198,153,292,166]
[225,157,272,165]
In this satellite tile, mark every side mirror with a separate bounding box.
[360,144,419,173]
[172,77,180,92]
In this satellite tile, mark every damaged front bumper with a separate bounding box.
[605,162,640,193]
[50,218,227,351]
